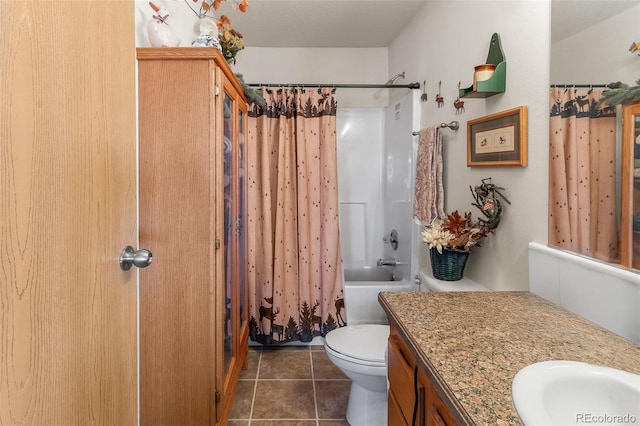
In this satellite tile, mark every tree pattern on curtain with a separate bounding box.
[549,88,619,262]
[246,87,345,345]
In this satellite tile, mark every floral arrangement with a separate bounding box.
[217,15,244,64]
[421,178,510,253]
[421,211,493,253]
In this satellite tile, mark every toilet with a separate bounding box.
[324,275,413,426]
[324,267,489,426]
[324,324,390,425]
[419,267,490,293]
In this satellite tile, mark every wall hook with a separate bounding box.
[454,81,465,114]
[436,81,444,108]
[421,80,428,102]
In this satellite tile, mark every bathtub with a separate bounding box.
[344,266,398,282]
[343,266,415,325]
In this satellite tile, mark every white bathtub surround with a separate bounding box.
[337,108,385,269]
[384,92,421,282]
[528,242,640,344]
[337,92,420,281]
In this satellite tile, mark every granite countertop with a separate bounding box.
[378,291,640,425]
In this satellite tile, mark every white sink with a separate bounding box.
[512,360,640,425]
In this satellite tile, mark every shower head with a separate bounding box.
[385,72,405,85]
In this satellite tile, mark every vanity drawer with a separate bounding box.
[388,386,410,426]
[387,334,417,424]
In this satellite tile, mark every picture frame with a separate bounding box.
[467,106,527,167]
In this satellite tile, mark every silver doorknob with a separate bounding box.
[119,246,153,270]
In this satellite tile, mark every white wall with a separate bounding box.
[551,4,640,85]
[389,1,551,290]
[233,47,392,108]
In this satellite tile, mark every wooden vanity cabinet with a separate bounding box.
[137,48,249,425]
[388,325,457,426]
[388,331,420,425]
[421,369,457,426]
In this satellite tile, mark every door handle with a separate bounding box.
[119,246,153,270]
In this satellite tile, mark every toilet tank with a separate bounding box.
[344,267,415,325]
[419,267,489,292]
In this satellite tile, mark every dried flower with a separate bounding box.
[217,16,244,63]
[421,211,494,253]
[186,0,248,20]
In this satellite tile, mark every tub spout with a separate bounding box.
[376,258,396,267]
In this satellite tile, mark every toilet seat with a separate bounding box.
[325,324,389,365]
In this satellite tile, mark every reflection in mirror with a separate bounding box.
[621,102,640,268]
[549,0,640,269]
[548,87,618,263]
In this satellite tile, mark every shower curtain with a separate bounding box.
[246,87,345,345]
[548,87,618,262]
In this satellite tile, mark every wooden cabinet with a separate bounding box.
[137,48,249,425]
[388,325,457,426]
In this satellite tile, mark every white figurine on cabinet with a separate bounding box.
[147,2,180,47]
[192,17,222,50]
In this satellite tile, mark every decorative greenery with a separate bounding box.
[599,80,640,108]
[234,73,267,108]
[599,42,640,108]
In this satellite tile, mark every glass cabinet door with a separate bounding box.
[218,72,249,421]
[238,109,246,329]
[223,91,234,375]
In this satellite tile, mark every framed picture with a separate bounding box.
[467,106,527,167]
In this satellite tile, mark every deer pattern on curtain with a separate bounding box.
[246,87,345,345]
[549,88,619,262]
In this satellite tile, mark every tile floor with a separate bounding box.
[228,345,351,425]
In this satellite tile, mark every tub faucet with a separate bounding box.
[376,258,396,267]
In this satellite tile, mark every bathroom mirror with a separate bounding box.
[549,0,640,269]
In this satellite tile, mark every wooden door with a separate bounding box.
[0,1,137,425]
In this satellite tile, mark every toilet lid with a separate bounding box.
[325,324,389,363]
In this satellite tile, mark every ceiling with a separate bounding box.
[221,0,428,48]
[550,0,640,43]
[222,0,640,48]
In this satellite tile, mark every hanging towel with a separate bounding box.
[413,126,445,224]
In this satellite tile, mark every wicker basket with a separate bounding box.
[429,248,470,281]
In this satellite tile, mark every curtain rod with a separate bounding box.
[550,84,612,88]
[247,82,421,89]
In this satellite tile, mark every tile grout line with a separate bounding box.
[309,347,320,426]
[247,349,262,425]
